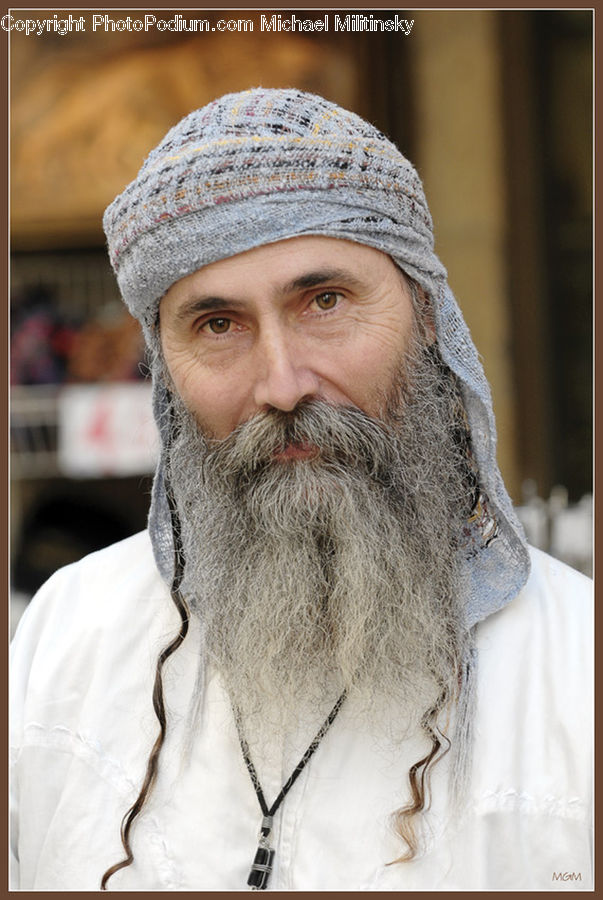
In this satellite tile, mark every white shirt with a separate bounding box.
[10,531,593,890]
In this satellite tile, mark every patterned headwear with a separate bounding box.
[103,87,529,628]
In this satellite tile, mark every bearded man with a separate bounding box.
[10,88,592,891]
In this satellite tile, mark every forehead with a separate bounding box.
[160,236,404,304]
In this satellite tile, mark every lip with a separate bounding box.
[272,441,320,462]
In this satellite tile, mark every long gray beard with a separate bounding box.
[165,340,474,744]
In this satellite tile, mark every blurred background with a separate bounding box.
[10,9,593,632]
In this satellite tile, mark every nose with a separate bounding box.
[252,328,320,412]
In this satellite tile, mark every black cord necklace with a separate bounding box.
[234,691,346,890]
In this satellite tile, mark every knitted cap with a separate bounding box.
[103,88,446,332]
[104,87,529,629]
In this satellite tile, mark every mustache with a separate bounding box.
[198,399,401,483]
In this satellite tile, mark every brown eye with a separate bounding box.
[314,292,339,311]
[207,317,231,334]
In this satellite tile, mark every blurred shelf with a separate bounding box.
[10,382,158,480]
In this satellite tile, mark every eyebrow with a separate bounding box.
[173,295,246,323]
[172,268,365,322]
[282,268,363,293]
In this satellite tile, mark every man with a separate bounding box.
[10,88,592,890]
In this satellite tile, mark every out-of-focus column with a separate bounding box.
[411,10,520,500]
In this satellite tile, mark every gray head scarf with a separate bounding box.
[103,86,529,629]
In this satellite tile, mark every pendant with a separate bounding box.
[247,816,275,890]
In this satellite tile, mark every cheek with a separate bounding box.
[161,347,240,435]
[162,349,201,407]
[186,376,245,436]
[331,321,413,415]
[343,317,413,382]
